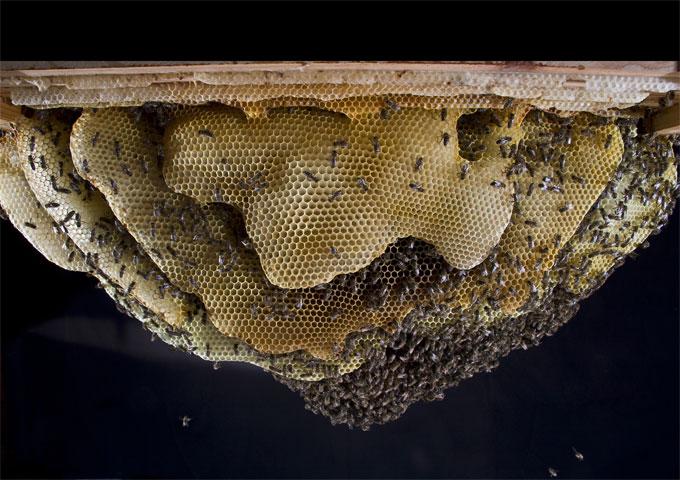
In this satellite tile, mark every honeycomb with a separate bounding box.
[447,110,624,314]
[163,105,524,289]
[1,95,677,429]
[561,126,678,295]
[10,113,364,380]
[0,134,86,272]
[279,125,678,429]
[71,106,510,359]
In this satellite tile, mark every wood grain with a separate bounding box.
[651,103,680,135]
[1,61,678,79]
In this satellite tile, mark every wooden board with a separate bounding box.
[1,62,678,133]
[651,103,680,135]
[1,61,678,78]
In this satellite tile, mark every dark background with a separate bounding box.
[1,206,678,479]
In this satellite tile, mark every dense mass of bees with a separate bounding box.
[278,121,679,428]
[0,96,677,428]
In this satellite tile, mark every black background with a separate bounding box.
[1,1,679,478]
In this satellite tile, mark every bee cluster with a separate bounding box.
[277,286,581,430]
[0,95,677,428]
[277,117,679,429]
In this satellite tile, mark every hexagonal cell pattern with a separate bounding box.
[4,100,676,392]
[163,105,523,289]
[445,111,624,314]
[0,134,87,272]
[16,115,193,327]
[71,107,484,360]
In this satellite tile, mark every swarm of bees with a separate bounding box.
[0,95,677,429]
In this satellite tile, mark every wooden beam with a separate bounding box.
[1,61,678,79]
[651,102,680,135]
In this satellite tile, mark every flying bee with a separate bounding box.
[356,177,369,191]
[180,416,192,428]
[527,235,535,249]
[109,178,119,194]
[329,150,338,168]
[548,467,558,478]
[496,136,512,146]
[409,182,425,192]
[490,180,506,188]
[604,134,613,149]
[27,154,35,170]
[333,139,349,148]
[91,132,100,147]
[414,157,424,171]
[23,221,37,229]
[442,132,451,146]
[572,447,584,461]
[113,139,121,159]
[329,246,339,256]
[440,108,448,121]
[558,203,574,213]
[198,129,214,138]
